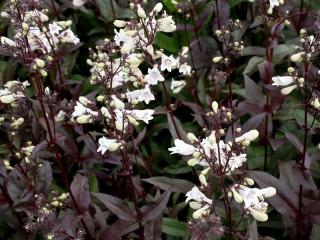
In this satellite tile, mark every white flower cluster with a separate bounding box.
[230,178,276,221]
[0,1,79,77]
[272,30,320,95]
[169,101,276,222]
[0,80,30,106]
[73,2,194,154]
[185,186,212,219]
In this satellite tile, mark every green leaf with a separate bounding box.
[154,32,180,53]
[143,177,194,194]
[96,0,135,22]
[162,218,188,237]
[242,56,265,75]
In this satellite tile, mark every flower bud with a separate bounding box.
[108,142,121,151]
[35,58,46,68]
[137,5,146,19]
[213,56,223,63]
[101,107,112,119]
[189,201,202,209]
[211,101,218,113]
[187,133,198,142]
[79,96,91,106]
[244,177,255,186]
[287,67,295,73]
[76,115,92,124]
[11,117,24,128]
[111,95,125,109]
[187,158,198,166]
[281,85,297,95]
[231,189,243,203]
[0,94,15,104]
[199,174,207,186]
[40,69,47,77]
[208,131,216,145]
[290,52,304,62]
[249,208,268,222]
[153,3,163,13]
[313,98,320,109]
[113,20,127,28]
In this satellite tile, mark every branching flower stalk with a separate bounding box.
[169,101,276,238]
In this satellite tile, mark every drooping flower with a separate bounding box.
[127,109,155,124]
[272,76,294,86]
[126,85,155,104]
[185,186,212,219]
[169,139,196,155]
[97,137,121,154]
[73,0,87,7]
[231,184,276,222]
[179,62,192,76]
[157,15,176,33]
[72,101,98,118]
[171,80,186,94]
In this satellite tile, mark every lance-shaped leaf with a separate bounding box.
[93,192,136,221]
[70,175,91,214]
[141,191,171,221]
[143,177,194,194]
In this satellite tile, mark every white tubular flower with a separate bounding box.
[185,186,212,205]
[272,76,294,86]
[169,139,196,155]
[161,54,177,72]
[59,28,80,45]
[235,130,259,143]
[311,98,320,109]
[72,101,98,118]
[267,0,280,14]
[127,109,155,124]
[157,15,176,32]
[113,20,127,28]
[290,52,304,62]
[97,137,121,154]
[137,4,147,19]
[126,85,155,104]
[11,117,24,129]
[0,94,15,104]
[21,146,35,156]
[186,186,212,219]
[111,95,125,110]
[55,110,66,122]
[232,184,276,222]
[101,106,112,119]
[179,62,192,76]
[113,109,127,131]
[170,80,186,94]
[73,0,87,7]
[211,101,219,113]
[0,36,16,47]
[145,65,164,85]
[281,85,297,95]
[192,205,210,219]
[49,22,62,35]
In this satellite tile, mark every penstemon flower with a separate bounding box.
[230,180,276,221]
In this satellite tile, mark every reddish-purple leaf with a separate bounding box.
[93,192,136,221]
[70,174,91,214]
[141,191,171,221]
